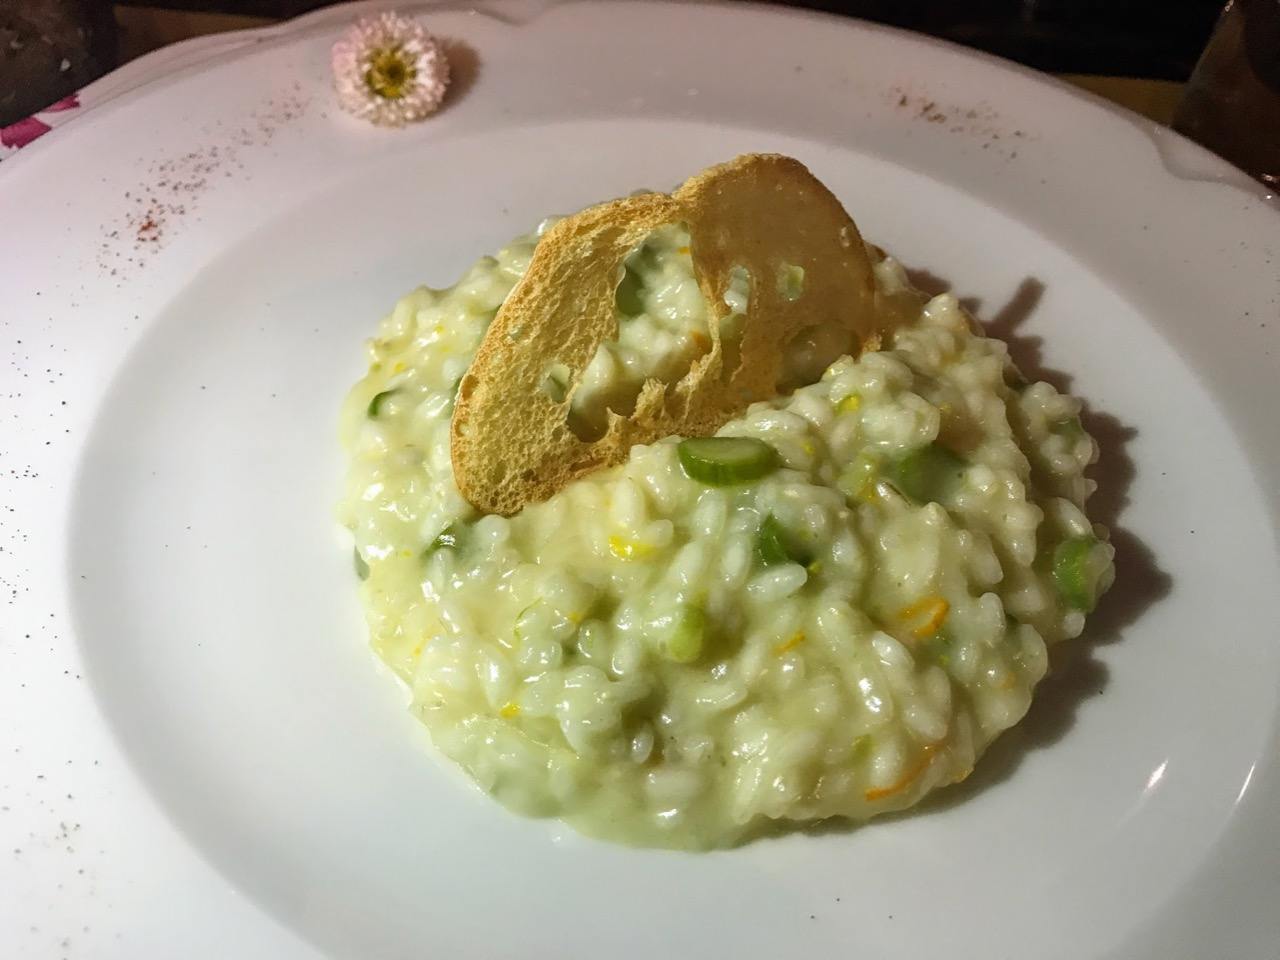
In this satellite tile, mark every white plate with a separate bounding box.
[3,2,1278,957]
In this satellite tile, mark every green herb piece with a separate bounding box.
[678,437,779,486]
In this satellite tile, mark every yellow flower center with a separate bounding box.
[365,48,416,100]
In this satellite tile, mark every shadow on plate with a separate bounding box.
[442,38,481,109]
[764,270,1172,842]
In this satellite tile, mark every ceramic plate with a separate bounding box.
[2,2,1278,957]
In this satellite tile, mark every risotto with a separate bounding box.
[337,219,1114,849]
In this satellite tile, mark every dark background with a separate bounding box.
[118,0,1225,75]
[3,0,1225,126]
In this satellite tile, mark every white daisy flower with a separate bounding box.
[331,11,451,127]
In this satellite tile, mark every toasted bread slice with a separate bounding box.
[451,154,877,515]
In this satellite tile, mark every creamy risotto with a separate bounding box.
[338,221,1115,849]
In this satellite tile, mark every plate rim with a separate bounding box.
[17,0,1275,207]
[2,3,1279,959]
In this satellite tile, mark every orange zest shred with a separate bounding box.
[898,596,950,638]
[773,631,806,656]
[837,393,862,414]
[608,536,655,561]
[864,744,938,802]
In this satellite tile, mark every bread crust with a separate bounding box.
[451,154,877,516]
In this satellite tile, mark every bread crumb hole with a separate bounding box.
[777,263,805,301]
[541,362,572,404]
[720,264,751,380]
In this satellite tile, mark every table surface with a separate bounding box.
[112,4,1187,126]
